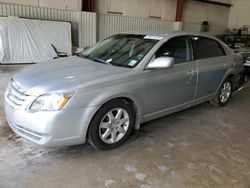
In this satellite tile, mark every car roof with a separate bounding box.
[120,31,231,54]
[121,31,218,40]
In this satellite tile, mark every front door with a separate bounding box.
[144,36,197,118]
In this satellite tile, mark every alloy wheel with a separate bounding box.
[99,108,130,144]
[219,81,232,103]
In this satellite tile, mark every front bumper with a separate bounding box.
[4,99,99,147]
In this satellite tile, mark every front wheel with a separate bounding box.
[88,99,135,150]
[210,79,233,107]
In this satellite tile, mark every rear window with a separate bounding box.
[192,36,226,60]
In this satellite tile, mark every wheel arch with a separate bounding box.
[92,96,142,129]
[84,95,143,144]
[217,70,237,92]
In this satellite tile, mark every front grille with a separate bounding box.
[6,79,29,109]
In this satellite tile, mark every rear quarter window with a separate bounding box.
[193,36,226,60]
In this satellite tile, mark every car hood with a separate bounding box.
[13,56,130,95]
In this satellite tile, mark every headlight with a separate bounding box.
[30,92,74,111]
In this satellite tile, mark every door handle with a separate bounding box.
[186,70,195,76]
[186,70,195,85]
[221,64,227,68]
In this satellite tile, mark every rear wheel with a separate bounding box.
[88,99,135,150]
[210,79,233,107]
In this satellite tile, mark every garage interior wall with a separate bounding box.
[0,0,82,11]
[96,0,177,21]
[182,0,230,35]
[97,14,181,40]
[1,0,250,47]
[96,0,232,35]
[0,3,96,48]
[0,1,180,48]
[228,0,250,29]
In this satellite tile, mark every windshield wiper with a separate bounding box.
[77,53,88,58]
[92,58,112,65]
[77,53,112,65]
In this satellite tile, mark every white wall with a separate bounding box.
[96,0,231,35]
[183,0,230,27]
[96,0,177,21]
[98,14,178,40]
[0,2,96,48]
[0,0,82,11]
[182,0,230,34]
[228,0,250,29]
[1,0,242,35]
[0,0,38,6]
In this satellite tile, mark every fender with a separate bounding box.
[76,91,144,144]
[217,67,237,92]
[87,90,143,130]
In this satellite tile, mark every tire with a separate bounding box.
[88,99,135,150]
[210,79,233,107]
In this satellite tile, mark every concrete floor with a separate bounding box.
[0,64,250,188]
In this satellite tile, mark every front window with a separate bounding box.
[80,34,158,68]
[155,36,193,64]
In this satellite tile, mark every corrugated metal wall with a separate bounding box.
[0,3,179,48]
[98,14,177,40]
[0,3,96,48]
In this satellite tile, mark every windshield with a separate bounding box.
[80,34,158,68]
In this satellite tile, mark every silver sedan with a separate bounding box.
[4,32,244,149]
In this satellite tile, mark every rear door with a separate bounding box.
[192,36,231,98]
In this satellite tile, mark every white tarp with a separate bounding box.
[0,16,72,63]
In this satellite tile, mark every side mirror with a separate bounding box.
[146,57,174,69]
